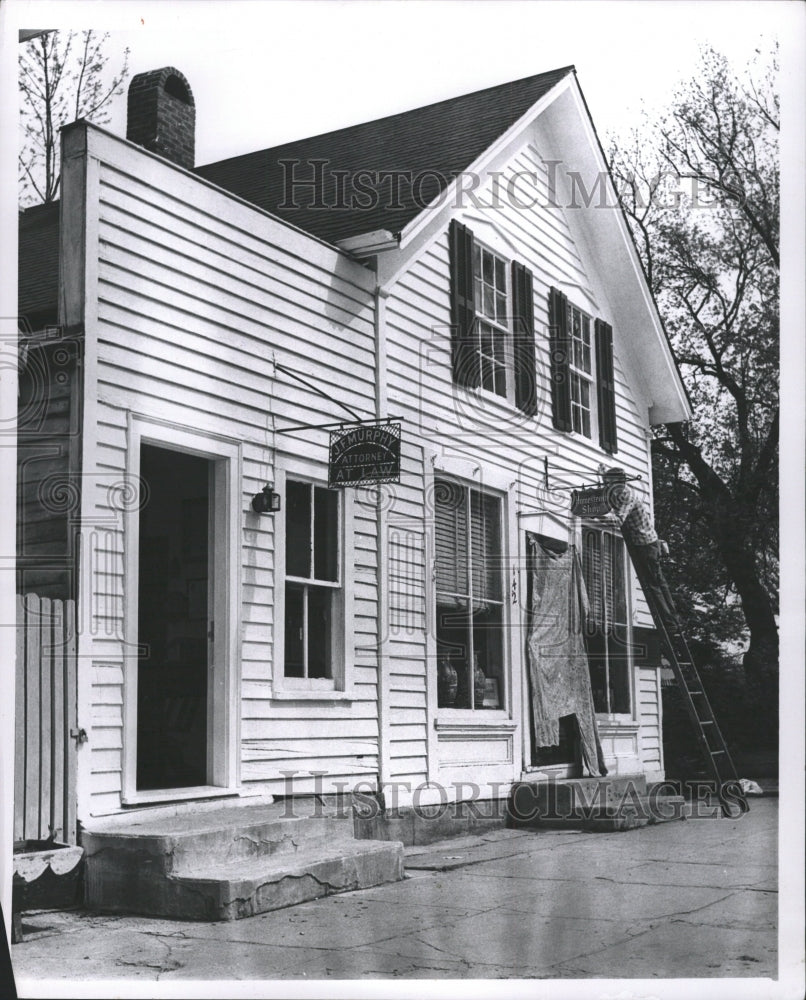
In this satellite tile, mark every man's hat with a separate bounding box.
[602,466,628,481]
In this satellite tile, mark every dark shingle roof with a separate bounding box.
[196,66,574,245]
[19,201,60,327]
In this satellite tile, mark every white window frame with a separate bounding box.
[432,471,511,720]
[581,522,634,722]
[272,459,355,700]
[472,240,515,406]
[122,414,242,804]
[566,300,598,442]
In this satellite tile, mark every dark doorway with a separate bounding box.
[137,445,211,790]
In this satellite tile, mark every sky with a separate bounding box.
[2,0,800,167]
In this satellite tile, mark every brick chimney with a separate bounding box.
[127,67,195,169]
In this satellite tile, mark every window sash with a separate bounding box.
[472,243,510,400]
[434,479,505,710]
[567,304,594,438]
[284,479,340,680]
[582,526,630,714]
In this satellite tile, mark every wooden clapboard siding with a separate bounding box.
[384,442,429,783]
[16,341,82,599]
[382,138,662,776]
[78,127,379,812]
[14,594,78,844]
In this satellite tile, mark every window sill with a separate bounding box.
[270,689,354,702]
[436,715,516,733]
[596,718,638,730]
[121,786,237,807]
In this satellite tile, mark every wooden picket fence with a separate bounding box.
[14,594,78,845]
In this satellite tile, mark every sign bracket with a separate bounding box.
[273,360,364,424]
[276,415,405,434]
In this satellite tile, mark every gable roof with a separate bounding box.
[195,66,574,245]
[18,201,60,328]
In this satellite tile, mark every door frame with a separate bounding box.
[121,413,241,804]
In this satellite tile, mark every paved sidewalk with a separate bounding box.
[11,798,777,991]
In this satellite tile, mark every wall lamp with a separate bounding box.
[251,483,281,514]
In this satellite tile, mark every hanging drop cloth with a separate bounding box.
[527,532,607,777]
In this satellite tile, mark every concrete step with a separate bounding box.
[171,841,404,921]
[508,777,684,833]
[82,800,404,920]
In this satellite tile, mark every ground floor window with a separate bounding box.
[284,480,340,679]
[434,478,505,710]
[582,525,631,714]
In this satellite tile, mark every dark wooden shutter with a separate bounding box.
[595,318,618,454]
[548,287,572,431]
[448,220,480,388]
[511,261,538,416]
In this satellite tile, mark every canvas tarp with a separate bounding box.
[527,532,607,777]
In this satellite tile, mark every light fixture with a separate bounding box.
[251,483,281,514]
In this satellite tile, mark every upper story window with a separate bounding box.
[284,480,340,680]
[582,524,631,715]
[473,243,509,398]
[449,219,538,417]
[434,478,506,711]
[568,302,593,438]
[548,287,618,454]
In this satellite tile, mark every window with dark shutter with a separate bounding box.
[511,261,538,416]
[595,318,618,454]
[548,287,572,431]
[448,220,479,388]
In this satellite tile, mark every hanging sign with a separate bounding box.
[571,485,610,517]
[328,422,401,487]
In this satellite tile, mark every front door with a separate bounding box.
[136,444,212,790]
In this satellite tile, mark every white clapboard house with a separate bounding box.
[16,65,690,915]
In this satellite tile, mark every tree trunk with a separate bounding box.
[665,424,779,693]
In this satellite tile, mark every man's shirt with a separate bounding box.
[607,484,658,545]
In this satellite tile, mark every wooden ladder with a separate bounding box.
[620,534,749,818]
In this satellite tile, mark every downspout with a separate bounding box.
[374,284,391,797]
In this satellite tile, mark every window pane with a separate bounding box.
[494,256,505,290]
[482,249,493,285]
[313,487,339,582]
[483,284,494,319]
[481,356,494,393]
[582,529,602,630]
[307,586,332,678]
[473,245,481,279]
[585,633,608,713]
[473,602,503,709]
[286,481,311,577]
[612,537,627,624]
[493,362,506,397]
[608,625,631,712]
[284,583,305,677]
[435,481,468,597]
[495,293,507,323]
[479,322,492,359]
[603,532,614,627]
[470,490,502,603]
[436,598,471,708]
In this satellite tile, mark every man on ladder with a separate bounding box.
[591,466,748,817]
[599,467,680,631]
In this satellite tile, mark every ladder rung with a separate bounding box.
[710,749,726,755]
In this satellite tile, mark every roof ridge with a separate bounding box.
[198,65,575,170]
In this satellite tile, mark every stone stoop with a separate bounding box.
[82,801,404,921]
[508,775,686,833]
